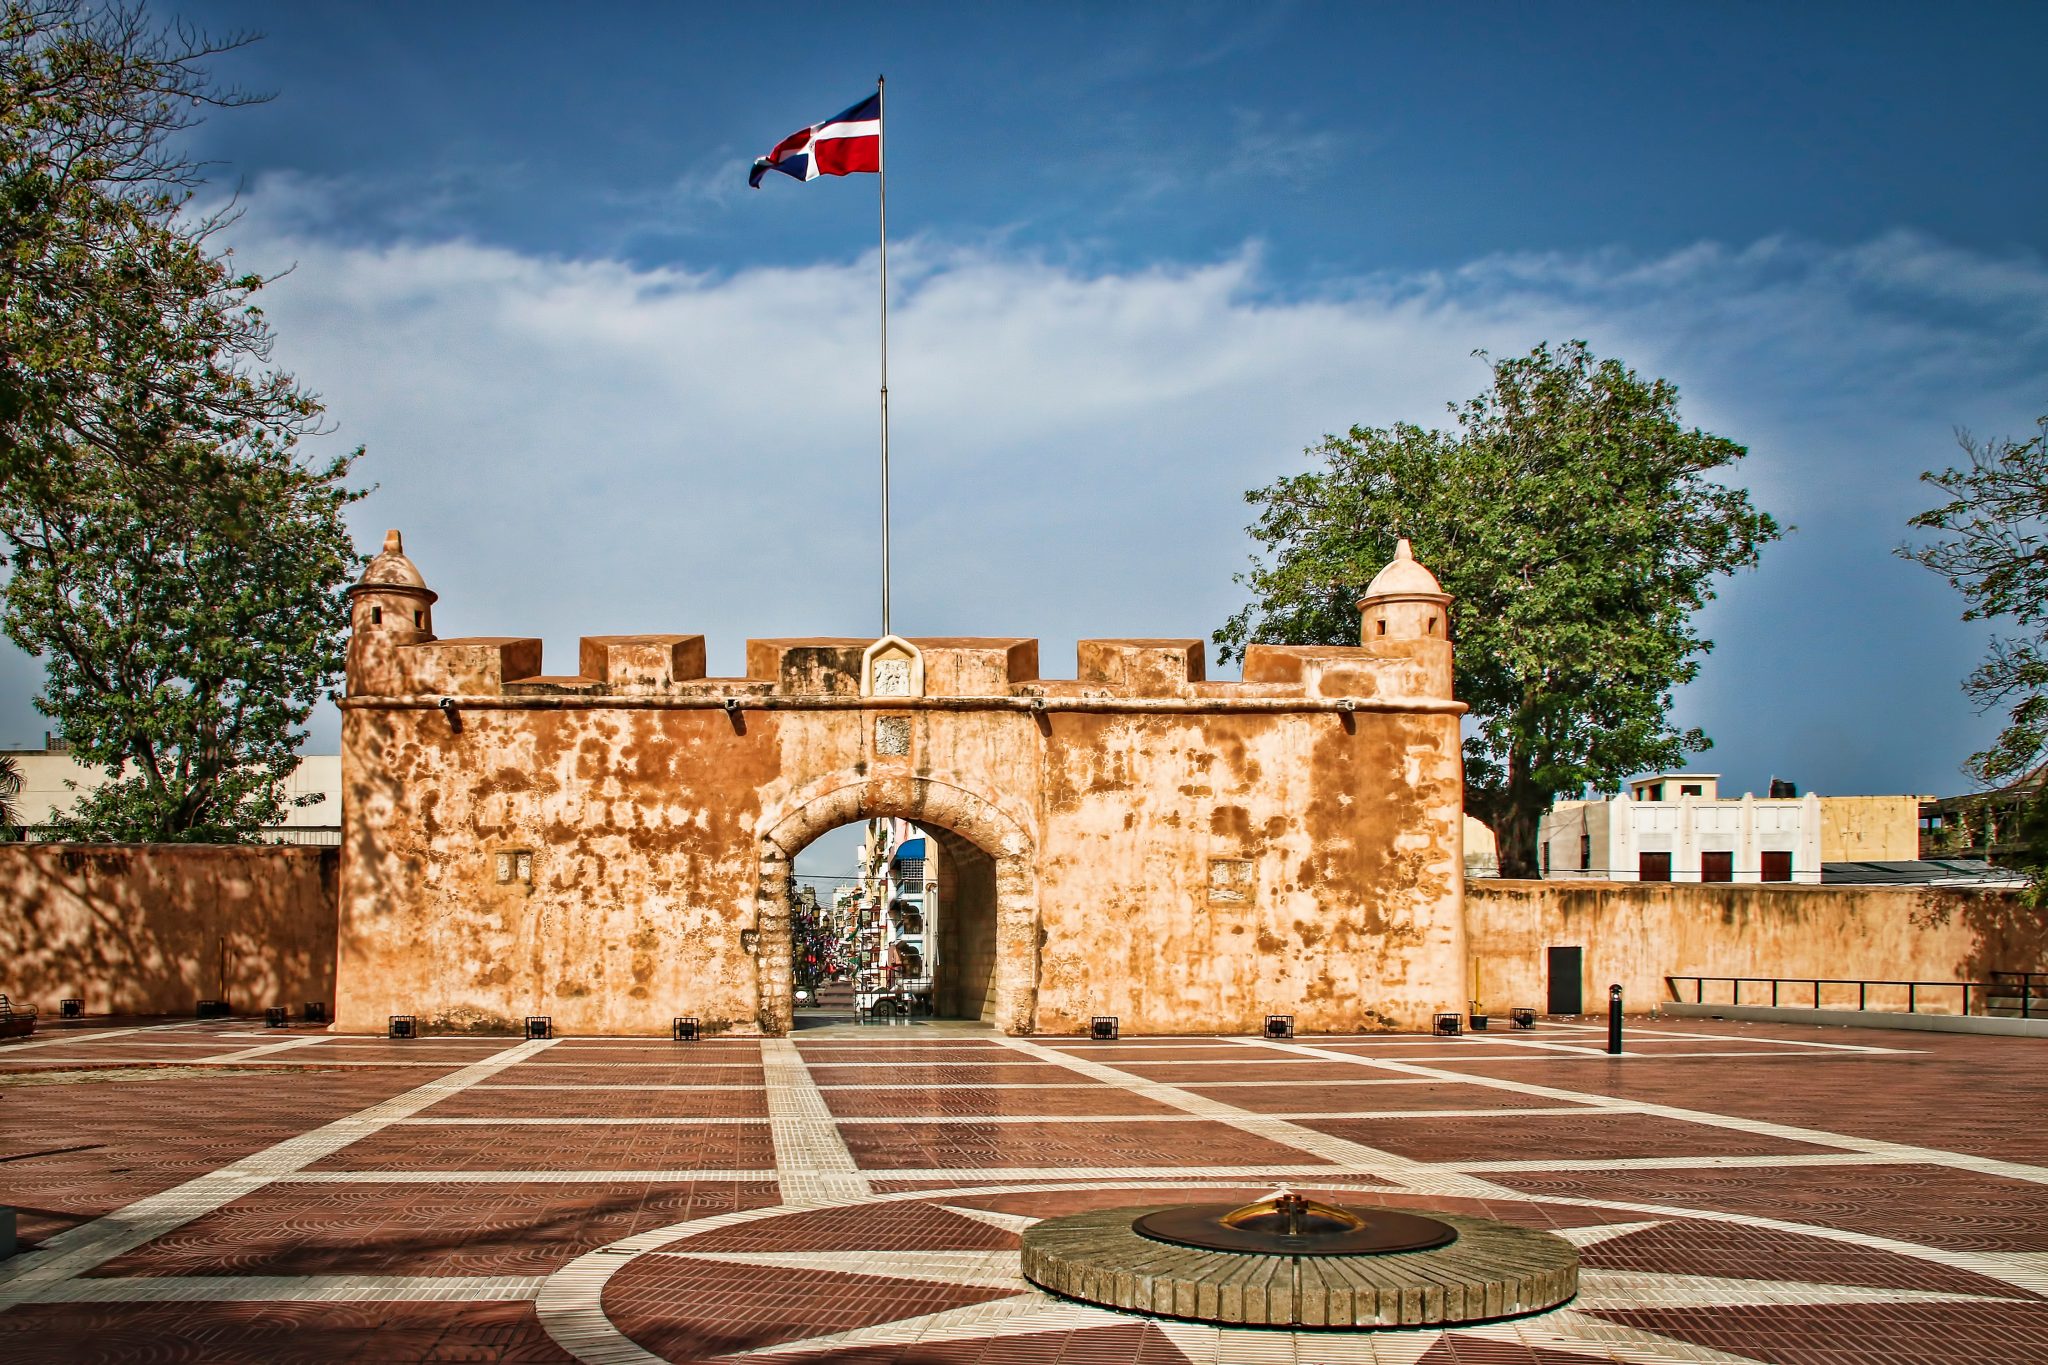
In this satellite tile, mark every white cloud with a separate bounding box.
[4,183,2040,797]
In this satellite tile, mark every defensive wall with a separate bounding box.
[1466,878,2042,1016]
[1,848,2035,1029]
[332,533,1471,1036]
[0,842,337,1016]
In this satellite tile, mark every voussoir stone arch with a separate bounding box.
[754,774,1041,1036]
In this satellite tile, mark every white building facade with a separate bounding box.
[1539,773,1822,884]
[4,739,341,843]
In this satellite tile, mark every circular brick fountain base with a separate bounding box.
[1021,1204,1579,1330]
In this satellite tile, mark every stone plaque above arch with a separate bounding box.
[861,634,924,699]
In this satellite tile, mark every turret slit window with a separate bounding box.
[413,610,422,627]
[1376,619,1386,635]
[370,606,382,625]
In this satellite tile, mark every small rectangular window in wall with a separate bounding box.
[1542,842,1551,873]
[495,850,533,885]
[1760,850,1792,883]
[1580,834,1591,871]
[1701,850,1733,883]
[1639,851,1672,882]
[1680,784,1703,797]
[1207,858,1255,906]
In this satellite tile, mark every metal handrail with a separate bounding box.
[1664,973,2047,1018]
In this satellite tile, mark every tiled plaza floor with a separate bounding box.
[5,1016,2048,1362]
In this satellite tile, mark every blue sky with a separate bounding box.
[4,2,2046,865]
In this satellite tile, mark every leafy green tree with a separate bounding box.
[1901,418,2048,788]
[2,1,318,517]
[0,2,360,843]
[1,443,362,842]
[1218,341,1780,878]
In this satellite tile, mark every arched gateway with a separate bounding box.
[333,534,1468,1036]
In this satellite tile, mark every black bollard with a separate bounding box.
[1606,983,1624,1055]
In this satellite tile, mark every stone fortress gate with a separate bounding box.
[336,532,1468,1035]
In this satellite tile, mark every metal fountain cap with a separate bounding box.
[1130,1187,1457,1257]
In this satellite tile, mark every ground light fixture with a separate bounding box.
[196,999,229,1019]
[1433,1012,1462,1036]
[1090,1016,1118,1041]
[1264,1014,1294,1040]
[673,1017,700,1042]
[60,999,82,1019]
[525,1016,552,1040]
[264,1007,289,1028]
[304,1002,329,1024]
[1510,1007,1536,1029]
[388,1015,416,1039]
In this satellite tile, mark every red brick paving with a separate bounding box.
[1497,1160,2048,1252]
[675,1199,1017,1254]
[304,1120,777,1172]
[1576,1217,2035,1299]
[0,1067,433,1246]
[86,1180,782,1279]
[5,1015,2048,1364]
[1589,1301,2048,1365]
[838,1117,1331,1170]
[602,1260,1016,1359]
[1302,1110,1842,1161]
[0,1300,577,1363]
[821,1085,1178,1118]
[431,1086,771,1119]
[1185,1080,1589,1113]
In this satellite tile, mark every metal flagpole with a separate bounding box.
[877,74,891,639]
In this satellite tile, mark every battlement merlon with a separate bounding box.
[341,532,1457,705]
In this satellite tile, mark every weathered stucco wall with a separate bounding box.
[1818,795,1924,862]
[336,534,1471,1036]
[1467,879,2043,1015]
[0,843,337,1015]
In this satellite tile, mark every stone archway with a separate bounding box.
[755,776,1041,1036]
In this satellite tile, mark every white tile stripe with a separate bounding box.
[760,1037,871,1206]
[0,1037,558,1310]
[199,1035,339,1063]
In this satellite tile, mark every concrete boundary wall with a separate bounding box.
[1467,878,2046,1016]
[0,844,338,1017]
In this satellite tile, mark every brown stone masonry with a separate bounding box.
[334,533,1469,1036]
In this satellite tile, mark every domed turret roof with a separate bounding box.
[1362,538,1447,599]
[351,529,436,599]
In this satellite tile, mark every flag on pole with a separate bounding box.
[749,92,882,188]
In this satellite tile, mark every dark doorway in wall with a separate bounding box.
[1701,851,1733,883]
[1639,852,1672,882]
[1546,946,1584,1015]
[1761,850,1793,882]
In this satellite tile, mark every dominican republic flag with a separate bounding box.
[749,92,881,188]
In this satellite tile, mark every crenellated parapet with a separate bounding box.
[343,531,1458,707]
